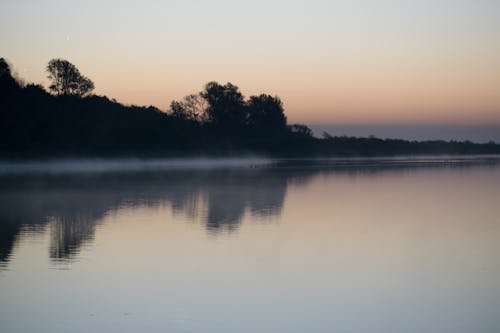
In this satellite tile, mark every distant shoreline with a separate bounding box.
[2,138,500,160]
[309,124,500,144]
[2,57,500,159]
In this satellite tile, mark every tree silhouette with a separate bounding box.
[2,57,500,158]
[201,82,246,131]
[170,93,207,122]
[246,94,287,134]
[289,124,313,137]
[0,58,9,77]
[0,58,20,94]
[46,59,94,96]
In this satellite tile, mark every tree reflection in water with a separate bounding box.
[0,158,497,265]
[0,167,311,264]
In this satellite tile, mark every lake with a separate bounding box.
[1,157,499,333]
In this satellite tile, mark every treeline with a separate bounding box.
[1,57,499,158]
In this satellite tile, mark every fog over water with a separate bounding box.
[0,157,273,174]
[1,157,499,333]
[1,155,499,175]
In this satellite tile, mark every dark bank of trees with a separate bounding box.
[1,57,499,158]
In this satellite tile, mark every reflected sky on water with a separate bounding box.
[0,158,500,333]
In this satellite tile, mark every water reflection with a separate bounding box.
[0,168,314,263]
[0,157,498,265]
[1,158,500,333]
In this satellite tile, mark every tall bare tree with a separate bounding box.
[46,59,94,96]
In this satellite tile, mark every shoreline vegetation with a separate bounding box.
[1,57,499,159]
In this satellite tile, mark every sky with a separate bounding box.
[1,0,500,135]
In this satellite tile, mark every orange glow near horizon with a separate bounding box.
[1,0,499,125]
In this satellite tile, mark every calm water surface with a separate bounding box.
[1,158,499,333]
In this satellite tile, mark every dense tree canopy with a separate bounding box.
[170,82,288,139]
[2,57,499,158]
[46,59,94,97]
[201,82,246,131]
[246,94,287,133]
[170,94,207,122]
